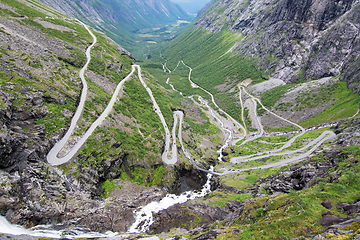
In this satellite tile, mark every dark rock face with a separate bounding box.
[149,203,229,234]
[193,230,219,240]
[254,151,343,195]
[195,0,360,94]
[337,200,360,215]
[0,161,167,233]
[317,215,351,226]
[0,89,52,169]
[267,0,355,30]
[335,118,360,146]
[172,163,208,194]
[321,200,333,209]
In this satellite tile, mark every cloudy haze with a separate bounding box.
[171,0,211,14]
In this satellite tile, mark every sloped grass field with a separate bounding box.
[159,28,266,90]
[260,79,360,128]
[300,81,360,127]
[148,28,267,122]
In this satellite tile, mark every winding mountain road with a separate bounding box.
[47,22,98,166]
[230,86,308,162]
[47,23,337,175]
[135,66,178,164]
[161,59,337,175]
[47,24,178,166]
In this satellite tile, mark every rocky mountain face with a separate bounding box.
[195,0,360,94]
[40,0,189,29]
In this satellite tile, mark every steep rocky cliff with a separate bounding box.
[194,0,360,94]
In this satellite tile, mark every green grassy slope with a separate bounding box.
[147,22,360,127]
[145,27,267,122]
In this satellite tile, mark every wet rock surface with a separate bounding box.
[149,202,229,234]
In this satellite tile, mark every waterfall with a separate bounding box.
[128,166,214,233]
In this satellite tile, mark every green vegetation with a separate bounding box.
[185,111,219,136]
[21,18,89,44]
[56,0,194,59]
[143,27,266,123]
[259,79,360,128]
[119,164,171,186]
[1,0,48,18]
[206,192,253,207]
[0,0,184,189]
[260,83,296,107]
[236,146,360,239]
[295,82,337,109]
[102,179,122,198]
[257,134,294,143]
[89,32,134,81]
[300,81,360,127]
[159,28,265,87]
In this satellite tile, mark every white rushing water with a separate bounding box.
[128,166,214,233]
[0,216,117,239]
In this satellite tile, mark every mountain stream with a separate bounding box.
[128,166,214,233]
[0,215,117,239]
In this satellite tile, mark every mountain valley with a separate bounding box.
[38,0,194,58]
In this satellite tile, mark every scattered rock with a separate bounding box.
[337,201,360,214]
[321,211,332,217]
[193,230,219,240]
[321,200,333,209]
[317,215,351,227]
[149,203,228,234]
